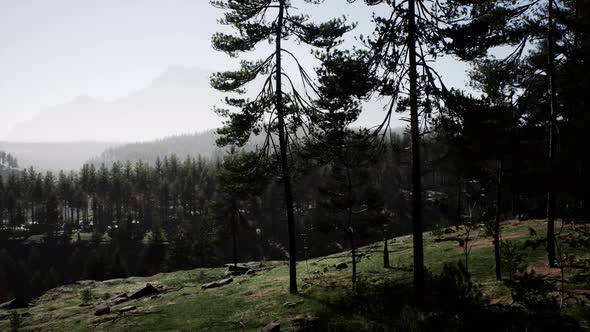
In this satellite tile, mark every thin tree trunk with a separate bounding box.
[346,169,357,285]
[350,229,357,285]
[383,223,390,268]
[275,0,297,294]
[456,178,462,226]
[231,202,238,267]
[85,196,89,224]
[546,0,558,268]
[494,159,504,281]
[408,0,424,303]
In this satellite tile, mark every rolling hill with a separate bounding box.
[1,219,588,331]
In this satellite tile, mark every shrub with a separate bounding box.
[507,271,558,313]
[10,311,21,331]
[428,262,483,312]
[80,288,93,305]
[101,292,111,301]
[500,240,526,279]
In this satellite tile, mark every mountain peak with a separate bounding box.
[3,66,222,142]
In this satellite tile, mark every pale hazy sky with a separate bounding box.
[0,0,468,141]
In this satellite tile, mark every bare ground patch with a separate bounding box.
[527,259,562,279]
[248,286,283,299]
[461,232,528,250]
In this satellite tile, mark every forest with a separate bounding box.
[1,0,590,330]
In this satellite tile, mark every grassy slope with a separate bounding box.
[2,219,589,331]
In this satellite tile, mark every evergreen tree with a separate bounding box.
[215,148,269,266]
[345,0,538,300]
[210,0,354,293]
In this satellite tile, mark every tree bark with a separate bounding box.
[494,159,504,281]
[350,228,357,285]
[547,0,558,268]
[408,0,424,304]
[456,178,462,226]
[383,223,390,268]
[275,0,297,294]
[231,201,238,268]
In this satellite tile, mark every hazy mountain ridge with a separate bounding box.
[87,127,405,167]
[88,130,223,166]
[3,66,224,142]
[0,141,123,172]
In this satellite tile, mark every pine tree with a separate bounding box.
[216,148,269,267]
[346,0,539,301]
[210,0,354,293]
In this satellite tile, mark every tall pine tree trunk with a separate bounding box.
[494,159,504,281]
[383,223,390,268]
[346,171,357,285]
[231,201,238,268]
[408,0,424,303]
[547,0,558,268]
[456,177,462,226]
[275,0,297,294]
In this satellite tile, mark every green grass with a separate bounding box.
[1,219,588,331]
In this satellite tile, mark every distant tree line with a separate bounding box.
[0,151,18,170]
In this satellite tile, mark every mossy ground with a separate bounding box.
[2,219,589,331]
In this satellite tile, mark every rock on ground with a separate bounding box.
[94,306,111,316]
[262,322,280,332]
[335,262,348,270]
[201,278,233,289]
[0,298,29,310]
[75,280,96,286]
[118,305,136,313]
[129,283,159,300]
[104,293,129,306]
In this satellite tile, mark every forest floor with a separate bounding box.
[1,219,589,331]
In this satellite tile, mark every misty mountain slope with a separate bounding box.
[86,127,402,166]
[88,130,221,165]
[87,130,268,165]
[3,66,224,142]
[0,141,122,171]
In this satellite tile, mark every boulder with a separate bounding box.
[118,305,136,313]
[101,279,125,286]
[335,262,348,270]
[0,298,29,310]
[224,264,251,276]
[104,293,129,306]
[94,306,111,316]
[283,300,304,308]
[201,278,233,289]
[75,280,95,286]
[129,284,159,300]
[262,322,280,332]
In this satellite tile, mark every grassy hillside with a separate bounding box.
[2,219,589,331]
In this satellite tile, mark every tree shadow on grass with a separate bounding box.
[297,262,582,331]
